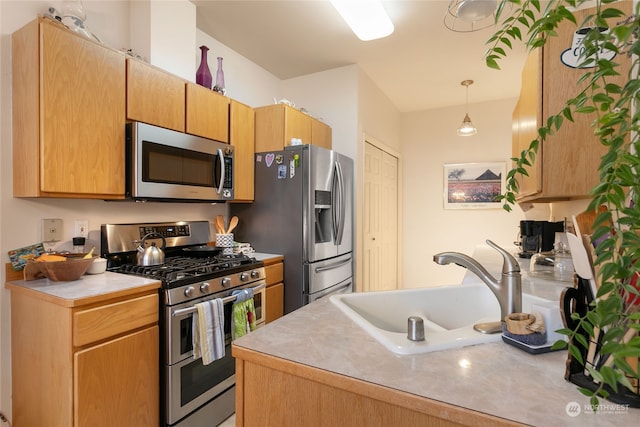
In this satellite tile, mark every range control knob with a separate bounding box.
[240,272,249,281]
[251,270,261,279]
[221,277,232,288]
[200,283,210,293]
[184,286,195,298]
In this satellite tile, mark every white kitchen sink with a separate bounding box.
[330,284,552,355]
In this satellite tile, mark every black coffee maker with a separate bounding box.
[517,220,564,258]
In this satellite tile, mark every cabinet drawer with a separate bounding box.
[73,293,158,347]
[265,263,283,286]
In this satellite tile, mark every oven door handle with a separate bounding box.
[172,282,265,317]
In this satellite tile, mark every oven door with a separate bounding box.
[165,282,264,425]
[127,121,233,201]
[166,338,235,425]
[166,281,266,365]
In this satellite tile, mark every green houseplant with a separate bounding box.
[487,0,640,407]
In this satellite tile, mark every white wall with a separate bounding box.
[0,0,283,417]
[281,65,360,160]
[401,98,550,287]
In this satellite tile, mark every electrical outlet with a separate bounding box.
[43,219,63,242]
[74,220,89,238]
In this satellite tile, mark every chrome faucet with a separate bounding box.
[433,240,522,332]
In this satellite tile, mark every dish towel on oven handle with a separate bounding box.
[231,289,256,340]
[192,298,225,365]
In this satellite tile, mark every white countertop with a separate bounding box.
[234,244,638,426]
[251,252,283,262]
[234,298,637,426]
[5,271,161,307]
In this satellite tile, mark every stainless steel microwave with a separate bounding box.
[126,122,233,202]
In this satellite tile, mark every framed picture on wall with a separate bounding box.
[443,162,506,209]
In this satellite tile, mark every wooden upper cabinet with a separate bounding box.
[185,83,230,142]
[12,18,126,198]
[255,104,332,152]
[512,49,542,200]
[230,100,255,201]
[512,2,630,203]
[126,58,185,132]
[311,119,332,150]
[284,106,312,146]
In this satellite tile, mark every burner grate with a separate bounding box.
[113,253,261,286]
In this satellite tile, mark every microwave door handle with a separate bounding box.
[216,148,225,194]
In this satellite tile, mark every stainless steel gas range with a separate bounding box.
[101,220,265,427]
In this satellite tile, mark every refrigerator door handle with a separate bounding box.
[332,161,346,246]
[331,162,339,242]
[314,257,352,273]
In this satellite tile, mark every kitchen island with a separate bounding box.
[232,292,638,427]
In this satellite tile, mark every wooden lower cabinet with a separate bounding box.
[263,257,284,323]
[74,327,158,426]
[8,288,160,427]
[233,348,521,427]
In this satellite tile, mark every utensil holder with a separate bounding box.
[563,293,640,407]
[216,233,234,255]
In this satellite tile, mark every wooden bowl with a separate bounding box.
[27,256,96,282]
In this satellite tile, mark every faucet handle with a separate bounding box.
[486,240,520,274]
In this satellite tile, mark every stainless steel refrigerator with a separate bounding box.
[231,144,353,314]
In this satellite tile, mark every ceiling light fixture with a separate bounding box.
[444,0,505,33]
[457,79,477,136]
[330,0,394,41]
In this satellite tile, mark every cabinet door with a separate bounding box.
[185,82,230,142]
[126,59,185,132]
[284,107,312,146]
[265,283,284,323]
[40,20,126,196]
[230,100,255,201]
[538,4,628,199]
[311,119,332,149]
[513,50,542,200]
[514,2,631,202]
[74,326,159,427]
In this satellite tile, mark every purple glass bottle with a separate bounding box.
[196,46,212,89]
[214,57,225,94]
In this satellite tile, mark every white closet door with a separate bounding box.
[364,141,399,292]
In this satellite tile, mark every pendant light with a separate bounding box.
[457,80,477,136]
[444,0,511,33]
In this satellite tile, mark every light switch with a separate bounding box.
[43,219,63,242]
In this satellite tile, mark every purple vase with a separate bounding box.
[214,57,225,93]
[196,46,212,89]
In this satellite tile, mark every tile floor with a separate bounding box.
[218,413,235,426]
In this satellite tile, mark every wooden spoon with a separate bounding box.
[227,216,239,234]
[215,215,226,234]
